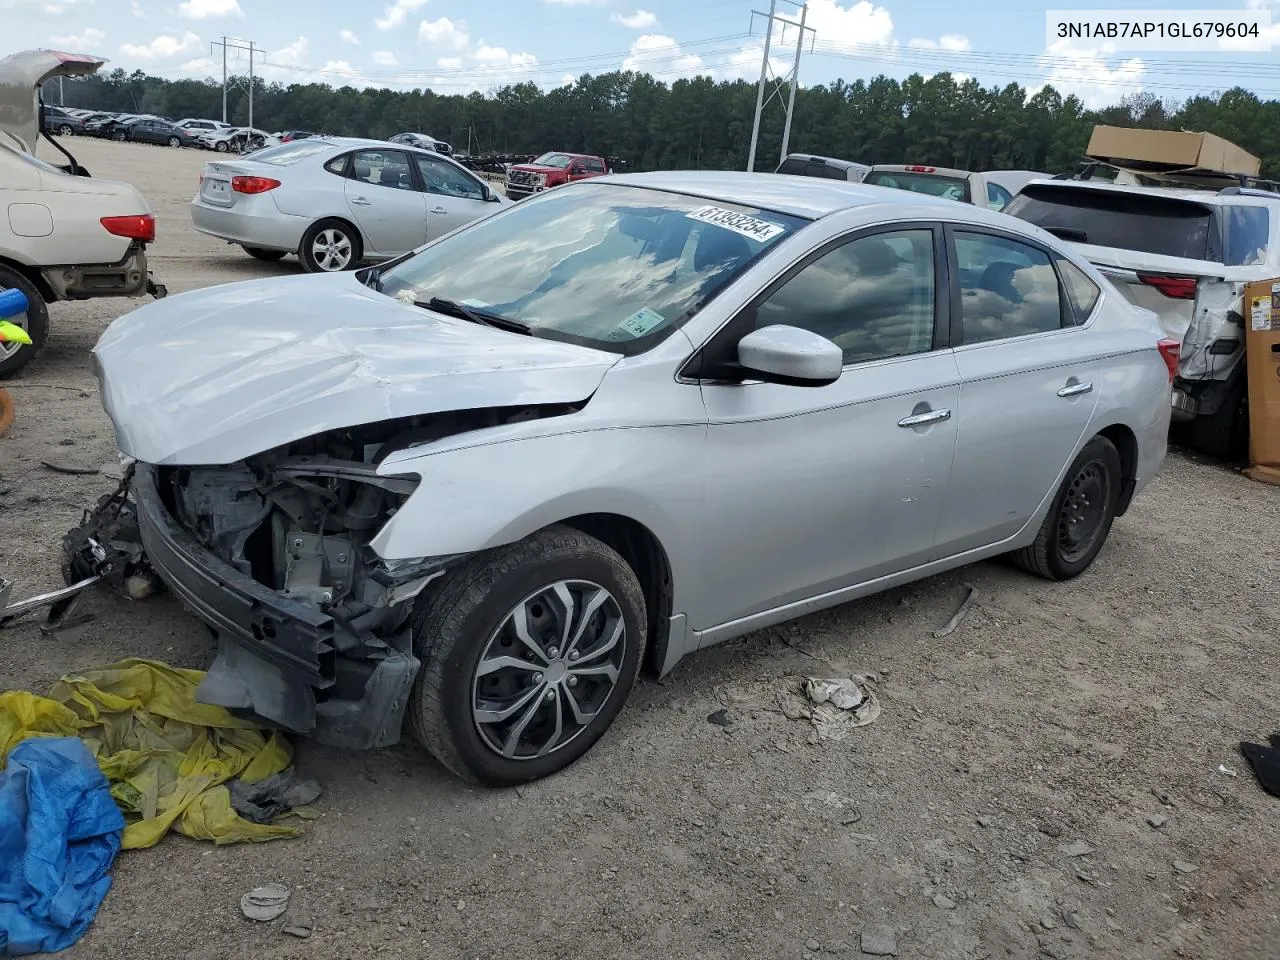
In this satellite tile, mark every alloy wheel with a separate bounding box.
[310,229,353,271]
[471,579,627,760]
[1057,459,1111,564]
[0,294,27,363]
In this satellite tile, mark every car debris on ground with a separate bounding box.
[1239,733,1280,797]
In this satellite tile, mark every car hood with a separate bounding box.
[0,50,105,153]
[93,273,621,466]
[512,164,568,174]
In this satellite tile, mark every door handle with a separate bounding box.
[898,408,951,428]
[1057,381,1094,398]
[430,206,447,214]
[350,196,371,206]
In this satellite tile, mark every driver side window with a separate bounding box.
[754,229,937,365]
[413,154,485,201]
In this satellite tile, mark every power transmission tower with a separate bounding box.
[746,0,815,172]
[210,36,257,127]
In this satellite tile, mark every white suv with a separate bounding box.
[1006,179,1276,457]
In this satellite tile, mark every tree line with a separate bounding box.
[44,67,1280,178]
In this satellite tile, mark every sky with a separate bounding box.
[10,0,1280,109]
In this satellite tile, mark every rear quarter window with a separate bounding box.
[1222,204,1271,266]
[1005,187,1214,261]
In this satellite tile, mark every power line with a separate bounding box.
[210,35,257,126]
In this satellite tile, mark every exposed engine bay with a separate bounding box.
[60,403,579,751]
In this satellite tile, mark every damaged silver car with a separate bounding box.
[86,172,1174,785]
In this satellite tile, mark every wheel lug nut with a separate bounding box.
[568,651,580,661]
[545,689,556,702]
[548,647,560,659]
[533,673,543,684]
[567,676,578,687]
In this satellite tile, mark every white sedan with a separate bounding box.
[191,137,510,271]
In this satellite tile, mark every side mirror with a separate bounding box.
[736,325,842,387]
[485,185,502,202]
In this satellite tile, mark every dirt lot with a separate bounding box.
[2,136,1279,960]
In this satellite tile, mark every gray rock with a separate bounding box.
[860,923,898,956]
[1173,860,1199,874]
[1040,916,1058,931]
[977,815,994,828]
[707,708,733,727]
[932,894,957,910]
[806,938,821,951]
[1060,840,1094,858]
[1038,822,1064,838]
[1146,814,1168,829]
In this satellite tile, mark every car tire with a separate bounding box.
[408,524,647,786]
[215,141,229,153]
[111,130,126,142]
[1010,435,1122,581]
[299,219,362,273]
[1182,376,1248,462]
[59,124,73,137]
[0,266,50,379]
[242,246,287,262]
[167,136,181,148]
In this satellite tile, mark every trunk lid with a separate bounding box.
[198,158,275,208]
[0,49,105,153]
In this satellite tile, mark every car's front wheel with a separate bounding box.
[1011,435,1122,581]
[59,124,73,137]
[409,525,647,786]
[167,136,181,148]
[215,140,229,153]
[0,266,49,379]
[112,130,126,142]
[300,219,362,272]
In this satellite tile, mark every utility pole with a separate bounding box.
[58,75,64,106]
[745,0,815,172]
[247,40,254,132]
[210,36,257,128]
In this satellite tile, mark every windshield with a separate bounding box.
[377,182,807,354]
[1005,186,1213,261]
[532,152,572,168]
[864,170,971,202]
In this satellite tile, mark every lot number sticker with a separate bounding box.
[685,205,785,243]
[611,307,667,339]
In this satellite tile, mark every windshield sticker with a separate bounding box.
[611,307,667,340]
[685,205,785,243]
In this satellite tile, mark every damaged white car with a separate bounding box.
[86,173,1174,785]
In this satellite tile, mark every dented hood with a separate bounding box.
[92,272,620,466]
[0,50,105,153]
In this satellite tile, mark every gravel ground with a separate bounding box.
[2,137,1279,960]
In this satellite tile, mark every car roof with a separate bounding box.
[866,164,976,177]
[1017,177,1280,207]
[782,153,866,169]
[594,170,1002,220]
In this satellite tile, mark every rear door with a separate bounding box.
[343,148,428,256]
[935,226,1103,555]
[411,152,493,239]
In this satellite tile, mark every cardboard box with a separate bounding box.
[1243,279,1280,486]
[1086,125,1260,177]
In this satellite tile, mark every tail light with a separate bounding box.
[1138,273,1198,300]
[232,176,281,194]
[100,214,156,243]
[1157,338,1180,381]
[905,165,937,173]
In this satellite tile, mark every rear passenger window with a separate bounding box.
[586,158,606,174]
[1057,259,1100,324]
[955,232,1064,344]
[1223,205,1270,267]
[324,154,348,176]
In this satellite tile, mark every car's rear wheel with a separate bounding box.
[167,136,181,148]
[1010,435,1121,581]
[242,246,287,262]
[1181,376,1248,462]
[408,524,647,786]
[0,266,49,380]
[215,141,229,153]
[300,219,361,272]
[111,130,126,142]
[58,124,73,137]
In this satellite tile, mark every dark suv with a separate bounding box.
[775,153,870,182]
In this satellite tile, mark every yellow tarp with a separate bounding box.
[0,658,308,849]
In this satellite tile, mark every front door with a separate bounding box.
[935,226,1102,555]
[693,225,961,633]
[412,152,494,240]
[343,148,428,256]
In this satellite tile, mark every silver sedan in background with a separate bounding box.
[190,136,509,271]
[100,173,1173,786]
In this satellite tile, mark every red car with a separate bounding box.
[504,151,608,200]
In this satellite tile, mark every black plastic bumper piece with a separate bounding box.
[133,464,419,750]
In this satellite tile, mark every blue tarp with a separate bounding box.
[0,737,123,956]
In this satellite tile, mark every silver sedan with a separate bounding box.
[190,136,510,271]
[97,172,1174,786]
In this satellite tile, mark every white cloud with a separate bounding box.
[271,36,310,67]
[177,0,243,19]
[908,34,970,52]
[339,29,361,45]
[49,27,106,48]
[612,9,658,29]
[131,1,143,16]
[180,56,216,74]
[804,0,894,50]
[1036,39,1145,109]
[120,31,201,60]
[373,49,398,66]
[561,73,576,86]
[622,33,706,77]
[436,56,463,69]
[544,0,603,5]
[418,16,469,49]
[375,0,427,31]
